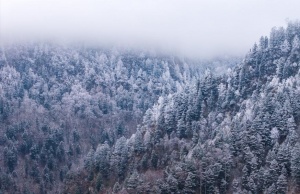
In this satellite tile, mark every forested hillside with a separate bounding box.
[0,43,238,193]
[63,22,300,193]
[1,21,300,194]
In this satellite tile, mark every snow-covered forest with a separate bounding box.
[0,40,238,193]
[1,17,300,194]
[73,21,300,194]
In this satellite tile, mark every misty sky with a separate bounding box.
[1,0,300,58]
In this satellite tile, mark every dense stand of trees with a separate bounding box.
[0,43,234,193]
[0,21,300,193]
[68,21,300,193]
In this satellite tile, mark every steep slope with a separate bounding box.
[70,21,300,194]
[0,44,238,193]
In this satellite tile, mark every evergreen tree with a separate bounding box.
[84,148,94,171]
[269,27,285,49]
[111,137,128,180]
[94,142,110,178]
[177,116,186,139]
[269,159,280,183]
[112,181,121,193]
[3,145,18,173]
[277,142,290,170]
[232,178,239,193]
[265,183,276,194]
[133,130,144,154]
[276,170,287,194]
[126,171,142,191]
[292,35,300,51]
[281,39,291,54]
[247,175,257,194]
[259,36,267,50]
[96,174,102,192]
[166,174,179,193]
[184,172,198,194]
[291,143,300,185]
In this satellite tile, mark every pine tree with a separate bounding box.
[272,99,292,142]
[204,168,215,193]
[133,130,144,154]
[94,142,110,178]
[232,178,239,193]
[265,183,276,194]
[290,35,300,63]
[177,116,186,139]
[126,171,142,190]
[291,142,300,185]
[191,121,200,145]
[266,149,276,166]
[242,166,249,190]
[166,174,179,193]
[275,57,286,80]
[263,159,280,189]
[111,137,128,180]
[230,122,243,156]
[276,171,287,194]
[184,172,198,194]
[252,43,258,53]
[247,175,257,193]
[3,145,18,173]
[164,103,176,135]
[84,148,94,171]
[112,181,121,193]
[292,35,300,51]
[269,27,285,49]
[281,39,291,54]
[269,159,280,183]
[259,36,267,50]
[96,174,102,192]
[285,21,300,43]
[277,142,290,170]
[143,130,152,150]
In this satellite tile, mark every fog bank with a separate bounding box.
[1,0,300,58]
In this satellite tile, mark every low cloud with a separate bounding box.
[1,0,300,58]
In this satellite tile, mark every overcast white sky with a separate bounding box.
[1,0,300,58]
